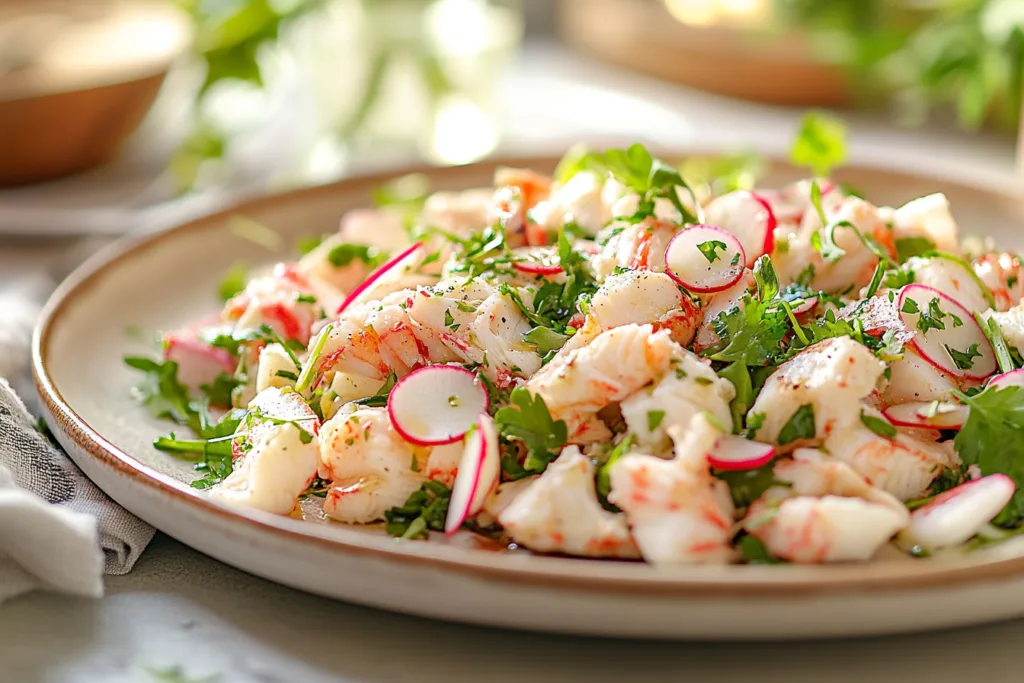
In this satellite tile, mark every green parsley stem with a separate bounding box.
[975,312,1015,374]
[295,323,334,393]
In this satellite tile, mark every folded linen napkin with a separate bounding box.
[0,279,153,605]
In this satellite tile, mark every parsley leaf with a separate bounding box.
[646,410,666,432]
[976,312,1016,374]
[737,534,784,564]
[582,143,701,223]
[384,480,451,539]
[596,435,635,508]
[715,462,781,507]
[217,263,248,302]
[789,110,848,177]
[860,411,897,438]
[494,388,567,472]
[697,239,729,263]
[946,342,982,371]
[523,326,570,357]
[124,357,201,432]
[327,243,384,268]
[199,372,241,407]
[895,236,936,263]
[955,385,1024,525]
[777,404,816,445]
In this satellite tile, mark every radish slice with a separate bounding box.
[790,295,818,316]
[707,435,775,471]
[512,246,563,275]
[897,284,997,380]
[164,329,237,389]
[387,365,489,446]
[907,252,995,312]
[901,474,1016,550]
[703,190,776,266]
[336,241,424,315]
[987,369,1024,390]
[883,401,968,429]
[665,225,746,294]
[445,414,500,535]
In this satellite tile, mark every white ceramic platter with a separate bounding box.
[33,157,1024,640]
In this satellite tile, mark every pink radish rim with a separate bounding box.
[386,365,490,446]
[916,474,1015,516]
[336,241,424,315]
[664,224,747,294]
[445,414,497,535]
[897,284,996,380]
[512,247,563,275]
[748,191,777,257]
[988,369,1024,389]
[882,403,966,429]
[707,439,776,471]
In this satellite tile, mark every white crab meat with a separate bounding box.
[749,337,885,448]
[255,343,299,393]
[319,370,385,421]
[620,349,734,451]
[881,347,959,405]
[693,270,755,351]
[497,446,639,558]
[608,415,736,565]
[824,417,959,501]
[225,263,325,345]
[526,324,679,444]
[420,188,494,238]
[528,172,616,236]
[591,218,679,279]
[974,252,1024,312]
[891,193,960,254]
[746,494,908,564]
[318,406,425,523]
[208,387,320,515]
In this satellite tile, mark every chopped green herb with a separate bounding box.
[217,263,248,302]
[646,410,666,432]
[697,239,729,263]
[295,293,317,304]
[384,480,451,539]
[737,534,783,564]
[860,411,897,439]
[327,243,382,268]
[946,342,982,371]
[895,236,936,262]
[789,110,847,177]
[955,385,1024,525]
[777,404,816,445]
[716,462,780,507]
[494,388,567,473]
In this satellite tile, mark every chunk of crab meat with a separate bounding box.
[489,168,552,246]
[480,476,539,522]
[319,370,386,421]
[497,446,639,558]
[823,418,960,501]
[591,218,679,279]
[255,342,299,393]
[766,178,843,225]
[746,494,908,564]
[225,264,323,344]
[774,448,909,515]
[974,252,1024,312]
[419,188,494,238]
[773,196,894,293]
[407,280,542,381]
[620,349,734,451]
[748,337,885,448]
[526,324,679,444]
[693,270,755,351]
[528,171,616,236]
[208,388,320,515]
[338,207,411,251]
[608,414,736,565]
[563,269,703,354]
[881,347,960,406]
[163,325,237,390]
[318,406,426,523]
[892,193,960,254]
[420,442,465,488]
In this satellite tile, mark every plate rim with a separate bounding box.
[32,155,1024,598]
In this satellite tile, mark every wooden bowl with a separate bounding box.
[0,0,192,186]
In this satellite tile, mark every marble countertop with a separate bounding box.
[3,41,1024,683]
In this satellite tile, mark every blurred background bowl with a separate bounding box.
[0,0,192,186]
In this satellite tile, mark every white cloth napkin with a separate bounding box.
[0,280,154,605]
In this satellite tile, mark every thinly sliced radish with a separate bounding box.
[512,246,563,275]
[445,414,500,535]
[987,369,1024,390]
[387,365,489,446]
[897,284,997,380]
[164,329,238,389]
[790,295,818,316]
[883,401,968,429]
[901,474,1016,550]
[336,241,424,315]
[707,435,775,471]
[665,225,746,294]
[907,252,995,312]
[703,190,776,266]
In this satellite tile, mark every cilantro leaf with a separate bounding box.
[955,385,1024,524]
[327,243,384,268]
[715,462,781,508]
[946,342,981,371]
[523,326,570,357]
[717,361,753,433]
[218,263,248,302]
[895,236,936,263]
[697,239,729,263]
[384,480,451,539]
[199,372,241,407]
[789,110,848,177]
[124,357,201,432]
[777,404,815,445]
[596,435,635,509]
[737,534,784,564]
[860,411,897,438]
[494,388,567,472]
[582,143,701,224]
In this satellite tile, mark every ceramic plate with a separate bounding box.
[33,157,1024,640]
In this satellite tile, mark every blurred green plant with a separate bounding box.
[772,0,1024,131]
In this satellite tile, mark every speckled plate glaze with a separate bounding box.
[33,157,1024,640]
